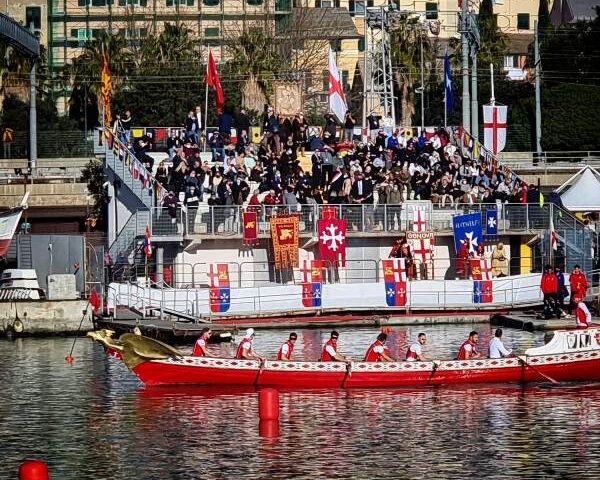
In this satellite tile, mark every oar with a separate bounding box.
[341,361,352,389]
[517,355,559,385]
[254,358,265,387]
[65,299,92,363]
[426,361,440,385]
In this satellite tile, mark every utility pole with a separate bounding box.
[29,23,37,176]
[420,30,425,132]
[534,20,542,163]
[471,52,478,140]
[362,10,368,136]
[461,0,471,132]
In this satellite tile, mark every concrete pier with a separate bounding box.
[0,300,92,336]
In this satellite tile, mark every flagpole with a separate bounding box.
[490,63,495,106]
[444,84,447,129]
[203,49,209,153]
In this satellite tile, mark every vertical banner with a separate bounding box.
[243,211,259,246]
[472,259,493,304]
[382,258,407,307]
[406,231,435,279]
[317,218,347,267]
[270,215,299,269]
[300,260,323,308]
[411,208,427,232]
[208,263,230,313]
[452,212,483,255]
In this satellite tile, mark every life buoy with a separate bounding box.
[13,318,24,333]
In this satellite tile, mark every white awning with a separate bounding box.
[557,166,600,211]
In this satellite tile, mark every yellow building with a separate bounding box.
[0,0,48,48]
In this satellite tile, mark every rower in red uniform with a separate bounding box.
[573,296,592,329]
[192,327,214,357]
[277,332,298,361]
[235,328,265,361]
[320,330,350,362]
[456,331,483,360]
[364,333,395,362]
[405,333,429,361]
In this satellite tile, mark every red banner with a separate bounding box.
[321,205,338,220]
[243,211,259,246]
[270,215,299,269]
[470,259,482,280]
[318,219,346,267]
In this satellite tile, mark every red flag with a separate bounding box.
[207,51,225,115]
[318,219,347,267]
[243,211,259,246]
[90,288,101,311]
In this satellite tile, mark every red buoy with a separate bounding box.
[258,388,279,421]
[259,419,280,438]
[19,460,50,480]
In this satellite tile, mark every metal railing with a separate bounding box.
[0,131,94,159]
[146,202,583,238]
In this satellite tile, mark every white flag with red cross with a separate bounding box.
[483,104,508,155]
[328,47,347,123]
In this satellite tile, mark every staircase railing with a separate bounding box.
[108,210,151,262]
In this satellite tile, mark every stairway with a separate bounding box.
[108,210,150,262]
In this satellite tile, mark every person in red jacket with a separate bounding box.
[540,265,561,319]
[569,265,589,314]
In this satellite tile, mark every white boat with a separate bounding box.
[0,269,44,300]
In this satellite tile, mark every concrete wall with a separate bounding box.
[0,300,92,335]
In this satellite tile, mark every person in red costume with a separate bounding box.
[569,265,589,314]
[320,330,350,362]
[364,333,395,362]
[192,327,215,357]
[277,332,297,361]
[540,264,561,319]
[456,236,470,279]
[456,331,483,360]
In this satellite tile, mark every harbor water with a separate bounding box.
[2,324,600,479]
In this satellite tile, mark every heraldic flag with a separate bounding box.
[470,258,493,304]
[382,258,407,307]
[301,260,323,308]
[208,263,230,313]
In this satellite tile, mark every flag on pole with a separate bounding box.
[549,216,558,251]
[328,47,347,123]
[207,50,225,115]
[483,104,508,155]
[143,226,152,257]
[100,54,112,129]
[444,51,454,114]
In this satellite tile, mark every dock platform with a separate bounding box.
[491,313,598,332]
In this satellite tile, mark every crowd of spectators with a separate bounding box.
[118,106,537,230]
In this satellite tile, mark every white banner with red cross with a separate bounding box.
[406,231,435,279]
[483,104,508,155]
[411,207,428,232]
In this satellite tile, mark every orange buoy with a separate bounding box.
[19,460,50,480]
[65,355,74,363]
[258,388,279,421]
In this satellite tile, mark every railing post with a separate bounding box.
[361,204,365,232]
[526,203,530,231]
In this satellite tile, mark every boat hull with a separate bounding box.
[131,351,600,388]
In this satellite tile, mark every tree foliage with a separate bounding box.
[477,0,508,69]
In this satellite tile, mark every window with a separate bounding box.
[316,0,339,7]
[118,0,146,5]
[275,0,291,12]
[167,0,194,5]
[330,39,341,52]
[204,27,220,37]
[425,2,438,20]
[247,0,263,4]
[517,13,530,30]
[504,55,517,68]
[203,0,220,5]
[322,70,328,92]
[118,27,147,38]
[349,0,365,16]
[358,37,365,52]
[25,6,42,30]
[91,0,110,5]
[341,69,349,91]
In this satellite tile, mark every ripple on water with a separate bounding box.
[1,325,600,479]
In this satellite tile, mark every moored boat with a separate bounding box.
[90,328,600,389]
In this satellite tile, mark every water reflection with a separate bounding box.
[2,326,600,479]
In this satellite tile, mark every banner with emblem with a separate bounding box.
[406,231,435,279]
[471,258,493,303]
[299,259,323,308]
[243,211,259,246]
[318,218,346,267]
[100,54,112,129]
[382,258,407,307]
[270,215,299,269]
[208,263,230,313]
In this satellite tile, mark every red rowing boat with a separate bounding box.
[90,329,600,388]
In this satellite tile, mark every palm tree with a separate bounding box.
[139,23,199,68]
[390,15,437,125]
[226,30,281,112]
